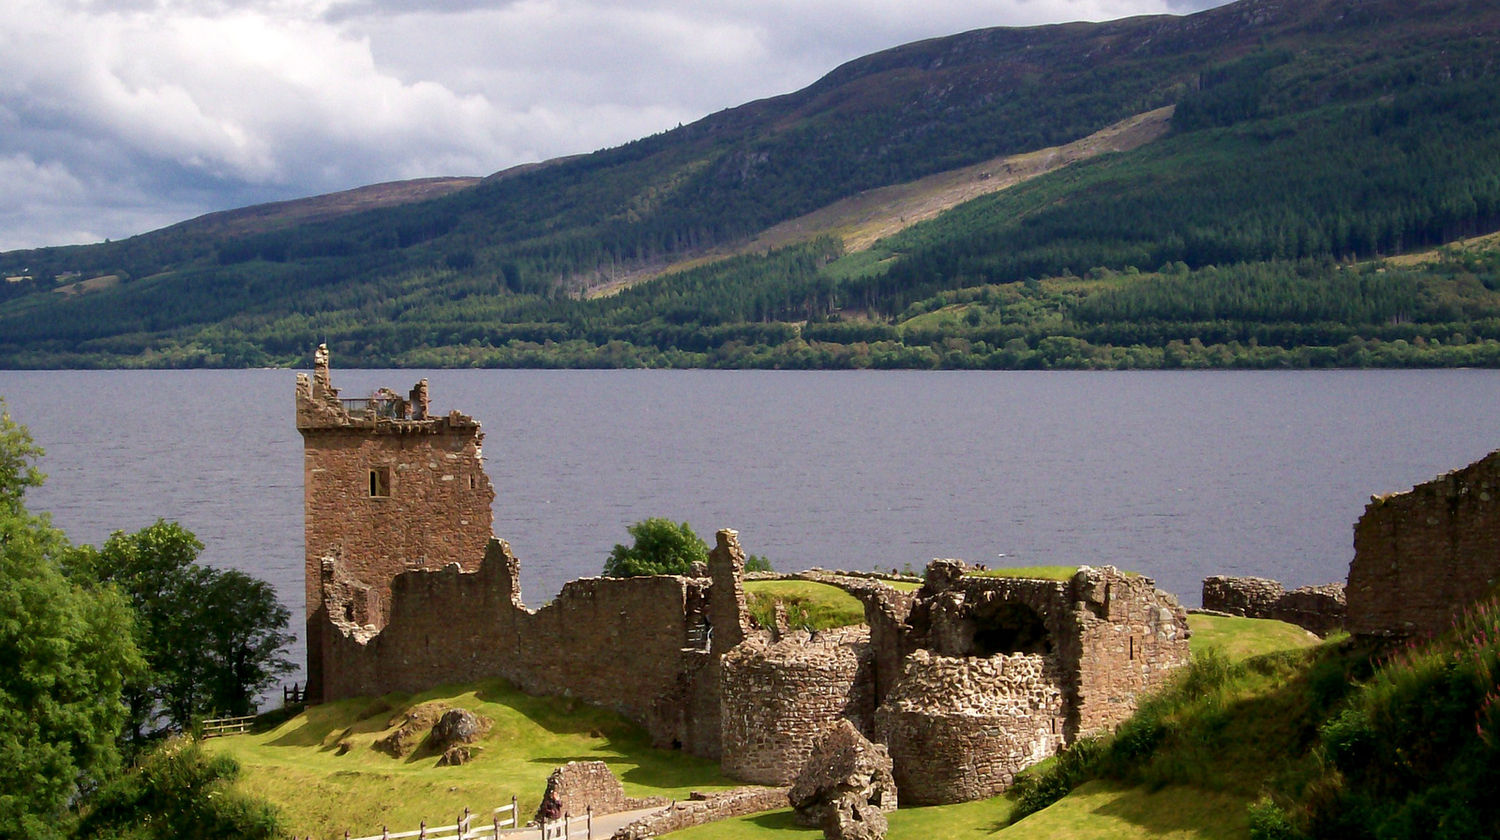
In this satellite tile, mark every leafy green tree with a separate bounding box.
[77,739,282,840]
[0,401,143,840]
[68,521,294,743]
[603,518,709,577]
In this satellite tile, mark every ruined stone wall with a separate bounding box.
[827,577,917,706]
[1201,575,1285,617]
[1202,575,1346,636]
[719,627,875,785]
[298,347,494,700]
[1348,450,1500,637]
[875,649,1066,805]
[319,538,725,754]
[1068,567,1190,736]
[538,761,631,820]
[610,788,791,840]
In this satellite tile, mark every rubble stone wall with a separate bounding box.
[1068,567,1191,736]
[1348,450,1500,637]
[610,788,791,840]
[719,627,875,785]
[538,761,630,820]
[1202,575,1345,636]
[875,649,1066,805]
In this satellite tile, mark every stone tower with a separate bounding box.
[296,345,495,701]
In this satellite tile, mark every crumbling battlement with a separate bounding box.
[876,649,1066,804]
[720,626,875,785]
[1348,449,1500,637]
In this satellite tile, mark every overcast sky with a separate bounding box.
[0,0,1228,252]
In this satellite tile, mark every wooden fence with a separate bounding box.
[537,807,597,840]
[201,714,256,738]
[344,800,518,840]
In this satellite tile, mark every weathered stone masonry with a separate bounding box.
[300,351,1191,805]
[1347,449,1500,637]
[298,345,496,702]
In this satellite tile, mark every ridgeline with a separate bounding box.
[4,0,1500,369]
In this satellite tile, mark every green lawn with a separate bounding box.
[968,565,1083,580]
[1187,613,1321,662]
[666,796,1015,840]
[206,679,735,839]
[743,580,868,630]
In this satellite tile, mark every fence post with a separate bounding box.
[418,819,425,840]
[587,805,592,840]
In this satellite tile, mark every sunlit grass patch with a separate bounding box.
[744,580,868,630]
[207,679,735,839]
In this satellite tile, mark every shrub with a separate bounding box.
[602,518,708,577]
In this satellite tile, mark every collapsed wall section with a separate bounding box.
[1348,449,1500,637]
[1202,575,1346,636]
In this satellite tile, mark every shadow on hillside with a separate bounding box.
[267,695,401,749]
[1082,781,1248,838]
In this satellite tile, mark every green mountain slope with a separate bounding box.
[4,0,1500,368]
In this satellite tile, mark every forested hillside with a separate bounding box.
[3,0,1500,368]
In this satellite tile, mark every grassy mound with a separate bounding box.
[1012,597,1500,838]
[744,580,868,630]
[1187,614,1322,663]
[205,678,735,839]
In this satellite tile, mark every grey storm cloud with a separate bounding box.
[0,0,1229,251]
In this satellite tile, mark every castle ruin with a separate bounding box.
[298,349,1191,801]
[1347,449,1500,637]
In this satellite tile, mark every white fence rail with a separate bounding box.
[346,801,517,840]
[201,714,256,738]
[536,809,595,840]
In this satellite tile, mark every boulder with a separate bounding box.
[788,718,897,840]
[432,708,489,751]
[373,701,451,757]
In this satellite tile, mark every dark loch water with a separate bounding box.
[4,368,1499,684]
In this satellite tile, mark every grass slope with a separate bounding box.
[206,678,734,839]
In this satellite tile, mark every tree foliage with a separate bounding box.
[67,521,294,743]
[602,518,709,578]
[77,739,283,840]
[0,401,143,840]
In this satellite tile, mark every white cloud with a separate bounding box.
[0,0,1228,250]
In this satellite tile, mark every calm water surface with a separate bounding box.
[3,368,1498,684]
